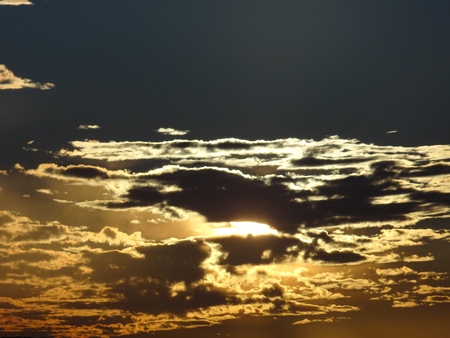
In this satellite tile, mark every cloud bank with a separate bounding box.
[1,136,450,336]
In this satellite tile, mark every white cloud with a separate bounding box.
[0,0,33,5]
[156,127,190,136]
[0,64,54,89]
[60,136,450,174]
[35,189,54,195]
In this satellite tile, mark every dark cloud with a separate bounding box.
[400,163,450,178]
[340,224,395,237]
[95,161,450,233]
[306,230,333,243]
[118,186,163,204]
[291,157,371,167]
[42,146,450,237]
[210,234,308,266]
[141,168,309,233]
[83,240,240,314]
[86,239,210,285]
[206,140,268,150]
[211,233,365,266]
[410,191,450,205]
[310,250,366,264]
[79,231,369,316]
[43,164,110,179]
[112,280,233,314]
[261,283,284,298]
[0,283,42,298]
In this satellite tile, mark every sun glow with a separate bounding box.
[214,221,278,236]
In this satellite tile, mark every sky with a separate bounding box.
[1,1,450,337]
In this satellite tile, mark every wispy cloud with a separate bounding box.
[78,124,101,130]
[0,64,54,90]
[156,127,190,136]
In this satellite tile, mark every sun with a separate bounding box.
[214,221,278,236]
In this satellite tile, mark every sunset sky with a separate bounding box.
[1,1,450,337]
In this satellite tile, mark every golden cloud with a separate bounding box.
[0,64,54,90]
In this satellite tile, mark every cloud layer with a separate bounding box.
[1,136,450,336]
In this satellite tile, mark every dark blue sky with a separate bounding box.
[1,0,450,167]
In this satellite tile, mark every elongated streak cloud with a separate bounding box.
[0,0,33,5]
[156,127,190,136]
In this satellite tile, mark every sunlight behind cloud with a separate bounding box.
[215,221,279,236]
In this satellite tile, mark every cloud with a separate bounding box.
[27,137,450,259]
[29,163,117,180]
[292,318,334,325]
[87,239,211,285]
[156,127,190,136]
[291,156,371,167]
[60,137,450,178]
[78,125,101,130]
[2,136,450,335]
[41,159,450,234]
[0,0,33,5]
[0,204,447,334]
[209,233,365,266]
[0,64,54,90]
[36,188,54,195]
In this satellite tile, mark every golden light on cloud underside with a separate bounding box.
[2,135,450,336]
[214,221,279,236]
